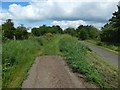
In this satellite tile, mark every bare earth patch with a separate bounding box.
[22,56,97,88]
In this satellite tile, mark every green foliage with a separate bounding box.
[32,25,63,36]
[41,34,62,55]
[2,34,118,88]
[59,36,103,87]
[2,39,41,88]
[101,5,120,44]
[85,39,119,54]
[2,35,62,88]
[101,23,118,43]
[14,24,28,40]
[2,19,15,40]
[79,29,89,40]
[109,6,120,29]
[2,19,28,41]
[87,51,118,88]
[76,25,100,40]
[31,27,40,36]
[52,25,63,34]
[59,36,118,88]
[97,41,119,52]
[63,27,76,36]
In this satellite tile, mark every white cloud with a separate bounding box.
[52,20,87,29]
[0,8,13,20]
[1,0,119,21]
[0,0,119,28]
[31,0,119,3]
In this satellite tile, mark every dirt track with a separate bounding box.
[22,56,96,88]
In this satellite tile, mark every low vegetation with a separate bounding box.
[2,34,62,88]
[2,39,41,88]
[59,35,118,88]
[2,34,118,88]
[87,51,118,88]
[1,3,119,89]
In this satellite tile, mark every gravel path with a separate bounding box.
[81,41,118,66]
[22,56,96,88]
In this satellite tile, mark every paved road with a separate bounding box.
[80,41,118,66]
[22,56,96,88]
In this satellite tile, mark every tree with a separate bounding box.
[76,25,99,40]
[88,26,99,39]
[109,5,120,29]
[80,29,89,40]
[14,24,28,40]
[101,5,120,43]
[32,25,63,36]
[64,27,76,36]
[109,5,120,43]
[32,27,40,36]
[0,25,2,42]
[52,25,63,34]
[2,19,15,39]
[101,23,115,43]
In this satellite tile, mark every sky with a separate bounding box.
[0,0,119,30]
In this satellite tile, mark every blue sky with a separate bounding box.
[0,0,119,29]
[1,1,53,28]
[2,2,29,9]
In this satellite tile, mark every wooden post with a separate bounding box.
[13,35,16,41]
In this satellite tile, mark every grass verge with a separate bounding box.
[59,36,118,88]
[2,39,41,88]
[2,34,119,88]
[85,40,118,55]
[2,34,62,88]
[87,51,118,88]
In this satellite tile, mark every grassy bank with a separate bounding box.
[2,34,118,88]
[2,39,42,88]
[59,35,118,88]
[87,51,118,88]
[2,34,62,88]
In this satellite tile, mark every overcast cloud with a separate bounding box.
[0,0,119,29]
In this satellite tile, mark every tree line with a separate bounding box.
[31,24,100,40]
[1,19,100,41]
[100,5,120,44]
[31,25,63,36]
[1,5,119,44]
[2,19,28,41]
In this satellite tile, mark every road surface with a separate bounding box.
[80,41,118,66]
[22,56,96,88]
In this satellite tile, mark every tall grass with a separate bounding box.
[2,39,41,88]
[2,34,118,88]
[2,34,62,88]
[59,35,118,88]
[41,34,62,55]
[87,51,118,88]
